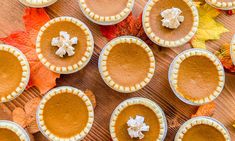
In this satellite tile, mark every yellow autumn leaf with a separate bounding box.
[191,4,229,49]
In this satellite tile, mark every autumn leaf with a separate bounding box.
[12,97,41,134]
[84,89,96,108]
[100,13,155,47]
[12,108,27,128]
[191,102,216,118]
[215,43,235,72]
[0,8,60,94]
[191,4,229,49]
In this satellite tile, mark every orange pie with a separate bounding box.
[143,0,199,47]
[36,86,94,140]
[36,16,94,74]
[99,36,155,93]
[169,49,225,105]
[175,117,230,141]
[230,34,235,65]
[78,0,135,25]
[0,120,30,141]
[206,0,235,10]
[0,44,30,103]
[110,97,167,141]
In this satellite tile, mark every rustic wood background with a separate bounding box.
[0,0,235,140]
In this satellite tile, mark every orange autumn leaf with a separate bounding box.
[27,120,39,134]
[12,107,27,128]
[24,97,41,125]
[100,13,155,47]
[85,89,96,108]
[191,102,216,118]
[0,8,60,94]
[215,43,235,72]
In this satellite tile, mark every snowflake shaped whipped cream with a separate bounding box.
[51,31,78,58]
[127,115,150,139]
[161,7,184,29]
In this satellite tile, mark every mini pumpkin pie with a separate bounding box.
[143,0,199,47]
[36,86,94,140]
[230,34,235,65]
[36,16,94,74]
[0,120,30,141]
[0,44,30,103]
[19,0,57,7]
[206,0,235,10]
[110,97,167,141]
[78,0,135,25]
[98,36,155,93]
[169,49,225,105]
[175,117,231,141]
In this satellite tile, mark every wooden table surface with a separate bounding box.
[0,0,235,140]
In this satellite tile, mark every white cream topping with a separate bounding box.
[127,115,150,139]
[161,7,184,29]
[51,31,78,57]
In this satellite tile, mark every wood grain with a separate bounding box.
[0,0,235,140]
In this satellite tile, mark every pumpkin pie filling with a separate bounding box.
[42,92,89,138]
[106,43,150,87]
[39,21,88,67]
[84,0,129,17]
[99,37,155,93]
[175,117,230,141]
[0,51,23,99]
[37,87,94,140]
[143,0,198,47]
[176,56,219,100]
[115,104,160,141]
[182,124,225,141]
[36,17,94,74]
[149,0,194,41]
[0,128,21,141]
[110,98,167,141]
[169,49,225,105]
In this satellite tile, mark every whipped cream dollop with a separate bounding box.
[160,7,184,29]
[51,31,78,58]
[127,115,150,139]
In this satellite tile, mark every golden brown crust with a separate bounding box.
[169,49,225,105]
[110,97,167,141]
[175,117,231,141]
[36,16,94,74]
[0,44,30,103]
[206,0,235,10]
[98,36,155,93]
[0,120,30,141]
[78,0,135,25]
[142,0,199,47]
[36,86,94,141]
[18,0,57,7]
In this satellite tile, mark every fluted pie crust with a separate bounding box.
[36,86,94,141]
[36,16,94,74]
[206,0,235,10]
[175,117,231,141]
[230,34,235,65]
[19,0,57,7]
[169,49,225,105]
[143,0,199,47]
[78,0,135,25]
[110,97,167,141]
[0,44,30,103]
[0,120,30,141]
[98,36,155,93]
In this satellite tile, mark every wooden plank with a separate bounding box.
[0,0,234,140]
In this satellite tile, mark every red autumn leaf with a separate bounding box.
[100,13,155,47]
[0,8,60,94]
[215,43,235,72]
